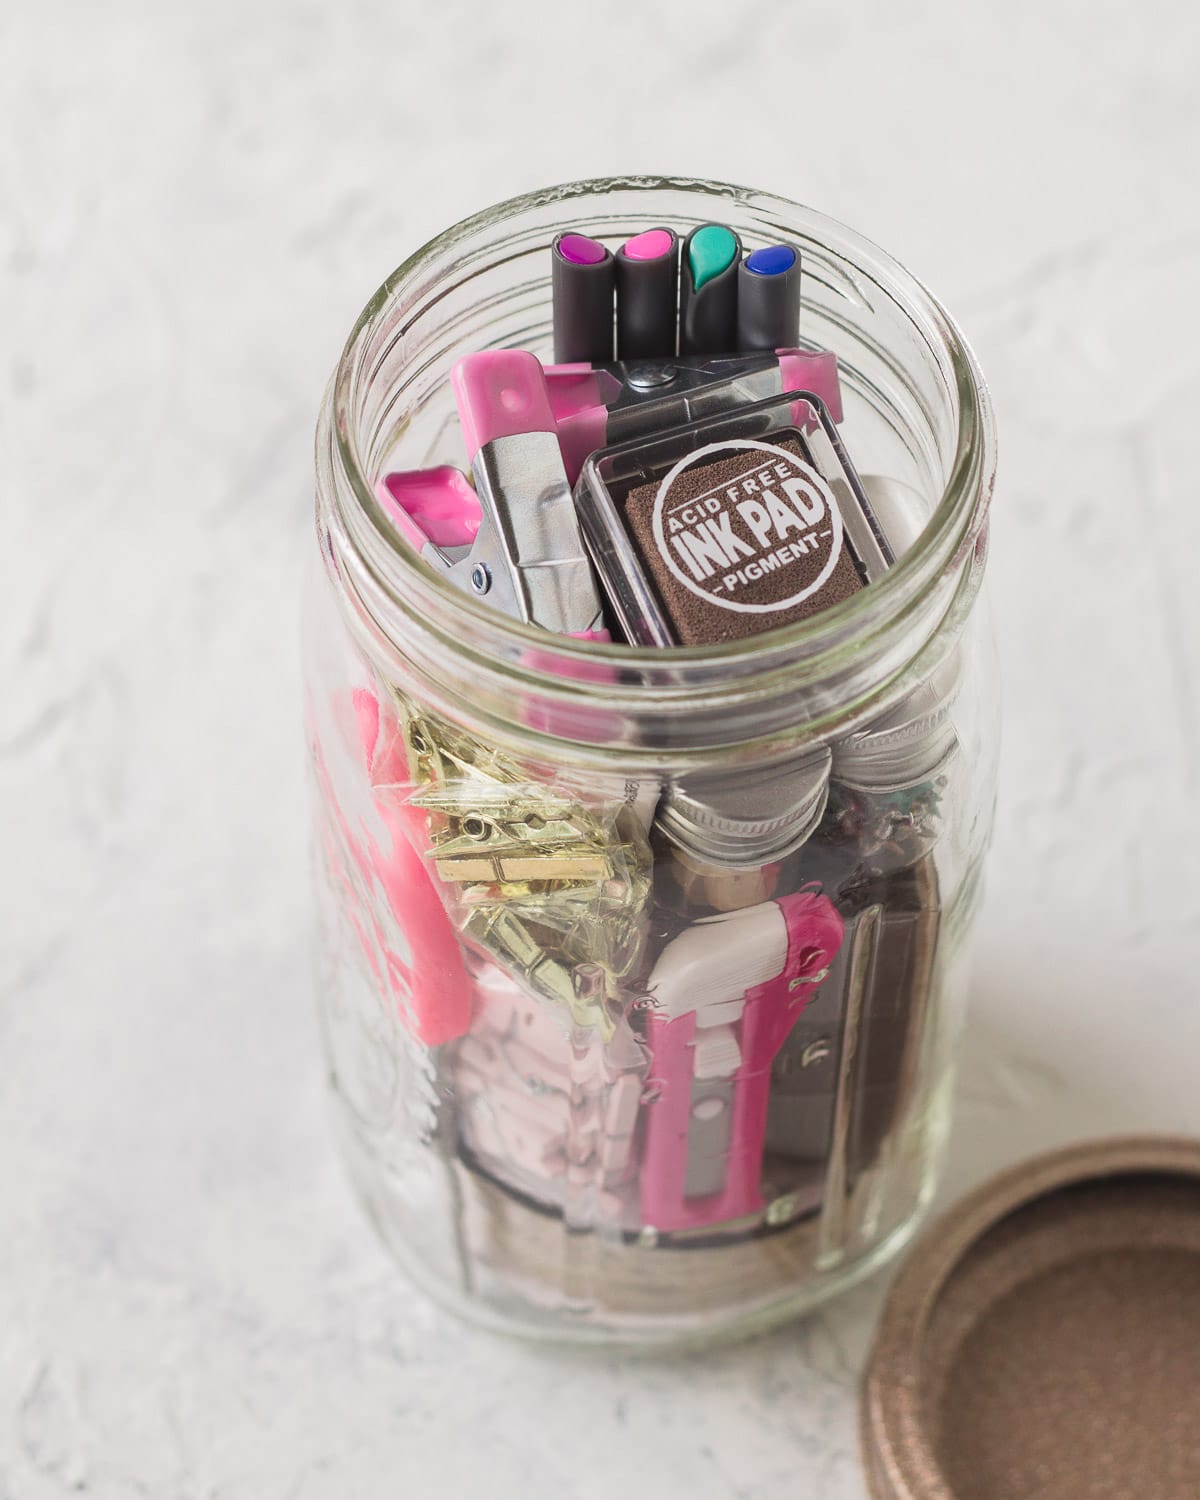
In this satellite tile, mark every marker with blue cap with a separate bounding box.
[737,242,802,352]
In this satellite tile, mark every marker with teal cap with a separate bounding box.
[679,223,741,356]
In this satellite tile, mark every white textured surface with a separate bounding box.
[3,2,1200,1495]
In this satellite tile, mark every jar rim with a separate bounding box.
[319,176,995,757]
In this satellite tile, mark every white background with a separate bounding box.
[3,2,1199,1495]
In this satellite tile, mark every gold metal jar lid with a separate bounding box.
[861,1136,1200,1500]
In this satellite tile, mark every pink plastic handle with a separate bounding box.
[556,404,612,486]
[777,348,844,426]
[638,889,844,1233]
[314,688,473,1047]
[542,364,624,423]
[451,349,558,462]
[379,467,481,550]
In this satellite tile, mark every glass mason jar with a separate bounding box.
[306,177,998,1347]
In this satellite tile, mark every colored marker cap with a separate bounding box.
[552,233,615,363]
[556,233,608,266]
[616,227,679,360]
[622,228,675,262]
[745,244,797,276]
[737,241,802,352]
[688,225,739,289]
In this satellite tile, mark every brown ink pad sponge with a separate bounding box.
[622,435,865,645]
[575,392,892,647]
[862,1137,1200,1500]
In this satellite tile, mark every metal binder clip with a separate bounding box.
[545,348,843,483]
[378,350,607,639]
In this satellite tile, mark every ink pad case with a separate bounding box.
[574,391,893,648]
[861,1136,1200,1500]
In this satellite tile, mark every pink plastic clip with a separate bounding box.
[638,888,844,1233]
[314,688,473,1047]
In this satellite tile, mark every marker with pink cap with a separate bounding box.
[615,226,679,360]
[551,232,614,364]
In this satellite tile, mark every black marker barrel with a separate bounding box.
[615,227,679,360]
[679,224,741,356]
[737,243,802,351]
[552,233,615,364]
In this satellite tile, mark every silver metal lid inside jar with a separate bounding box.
[833,650,963,793]
[655,749,833,868]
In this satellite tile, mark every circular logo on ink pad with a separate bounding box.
[650,440,844,614]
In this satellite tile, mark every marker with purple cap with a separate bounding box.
[551,232,615,364]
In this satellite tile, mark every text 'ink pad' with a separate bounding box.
[574,391,893,648]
